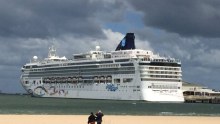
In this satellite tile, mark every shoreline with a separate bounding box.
[0,115,220,124]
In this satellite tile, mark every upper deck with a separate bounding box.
[22,33,181,70]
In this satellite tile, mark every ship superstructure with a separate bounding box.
[21,33,184,102]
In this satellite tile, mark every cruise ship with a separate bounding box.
[20,33,184,102]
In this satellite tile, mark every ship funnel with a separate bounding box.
[115,33,136,51]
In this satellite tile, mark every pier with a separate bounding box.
[184,95,220,104]
[183,81,220,104]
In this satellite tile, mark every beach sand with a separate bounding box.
[0,115,220,124]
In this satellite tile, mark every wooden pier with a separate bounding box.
[184,95,220,104]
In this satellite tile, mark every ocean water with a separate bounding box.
[0,94,220,116]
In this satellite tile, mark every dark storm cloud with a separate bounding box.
[0,0,125,38]
[126,0,220,89]
[128,0,220,38]
[0,0,127,93]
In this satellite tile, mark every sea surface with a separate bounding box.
[0,94,220,116]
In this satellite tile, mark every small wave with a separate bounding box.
[159,112,173,116]
[157,112,220,116]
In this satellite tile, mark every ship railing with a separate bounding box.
[149,58,181,63]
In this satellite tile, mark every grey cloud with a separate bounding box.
[0,0,128,93]
[128,0,220,38]
[127,0,220,89]
[0,0,125,39]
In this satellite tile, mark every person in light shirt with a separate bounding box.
[96,110,104,124]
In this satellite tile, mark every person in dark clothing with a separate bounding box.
[88,112,96,124]
[96,110,104,124]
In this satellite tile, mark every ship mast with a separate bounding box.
[48,45,56,58]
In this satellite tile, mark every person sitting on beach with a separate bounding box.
[96,110,104,124]
[88,112,96,124]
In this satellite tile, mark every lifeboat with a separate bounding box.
[72,77,77,83]
[67,77,72,82]
[78,76,82,80]
[56,77,61,83]
[46,77,51,83]
[51,77,55,83]
[42,78,46,83]
[107,76,112,80]
[94,76,98,80]
[72,77,77,80]
[100,76,105,83]
[106,76,112,83]
[100,76,105,80]
[61,77,66,83]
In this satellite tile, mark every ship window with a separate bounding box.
[123,78,133,83]
[25,66,30,69]
[25,81,29,84]
[121,63,134,66]
[115,59,130,62]
[114,79,120,83]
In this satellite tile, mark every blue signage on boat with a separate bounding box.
[106,84,118,91]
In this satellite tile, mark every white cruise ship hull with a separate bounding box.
[21,77,184,102]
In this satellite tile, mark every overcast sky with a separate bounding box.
[0,0,220,93]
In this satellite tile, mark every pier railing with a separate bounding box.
[184,95,220,104]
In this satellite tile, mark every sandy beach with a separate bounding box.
[0,115,220,124]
